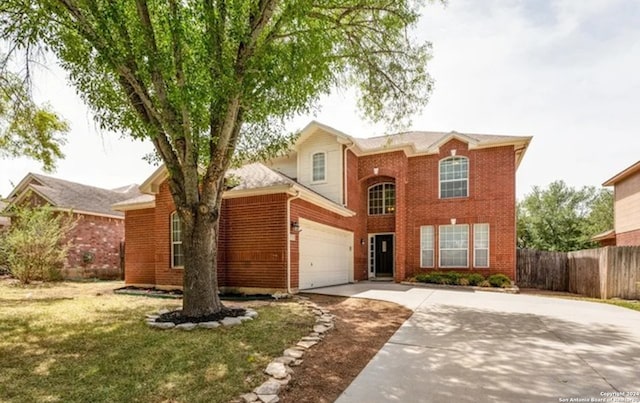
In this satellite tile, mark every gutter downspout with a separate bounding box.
[286,190,301,294]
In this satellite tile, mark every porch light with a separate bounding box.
[291,221,301,233]
[373,167,379,175]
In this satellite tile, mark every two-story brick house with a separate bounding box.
[114,121,531,293]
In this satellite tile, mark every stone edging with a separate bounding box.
[238,296,334,403]
[145,308,259,330]
[401,281,520,294]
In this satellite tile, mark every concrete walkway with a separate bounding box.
[309,283,640,403]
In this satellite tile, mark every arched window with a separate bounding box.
[311,152,326,182]
[368,183,395,215]
[439,157,469,198]
[171,212,184,268]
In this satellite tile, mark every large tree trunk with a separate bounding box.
[180,198,224,317]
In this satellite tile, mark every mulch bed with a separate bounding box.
[279,294,412,403]
[156,307,247,324]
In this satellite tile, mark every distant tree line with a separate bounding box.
[517,180,613,252]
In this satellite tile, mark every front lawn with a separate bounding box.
[0,280,314,403]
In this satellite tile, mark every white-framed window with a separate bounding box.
[439,156,469,199]
[420,226,435,268]
[311,152,326,182]
[474,223,490,267]
[171,212,184,268]
[368,183,396,215]
[439,224,469,268]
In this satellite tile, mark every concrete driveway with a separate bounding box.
[309,283,640,403]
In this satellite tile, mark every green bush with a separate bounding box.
[2,205,75,283]
[487,274,512,288]
[478,280,491,287]
[466,273,485,286]
[415,271,484,286]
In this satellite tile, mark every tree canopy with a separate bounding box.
[517,180,613,252]
[0,0,436,316]
[0,62,69,171]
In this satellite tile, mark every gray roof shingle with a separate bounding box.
[12,173,141,217]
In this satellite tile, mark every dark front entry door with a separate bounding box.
[375,234,394,277]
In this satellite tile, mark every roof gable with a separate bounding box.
[603,160,640,186]
[5,173,140,218]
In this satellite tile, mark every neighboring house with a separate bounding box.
[596,161,640,246]
[3,173,141,279]
[0,201,9,230]
[114,121,531,293]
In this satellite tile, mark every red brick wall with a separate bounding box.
[617,229,640,246]
[404,141,517,279]
[15,192,124,279]
[153,182,183,287]
[219,194,288,289]
[64,213,124,279]
[352,142,517,280]
[125,181,289,290]
[124,208,156,284]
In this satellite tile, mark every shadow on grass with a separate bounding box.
[0,302,314,403]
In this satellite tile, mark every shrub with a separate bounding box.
[478,280,491,287]
[487,274,512,288]
[458,277,470,286]
[466,273,485,286]
[2,206,75,283]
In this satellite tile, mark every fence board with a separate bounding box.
[516,249,568,291]
[517,246,640,300]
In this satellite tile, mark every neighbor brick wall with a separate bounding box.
[124,208,156,285]
[15,192,124,279]
[64,213,124,279]
[617,229,640,246]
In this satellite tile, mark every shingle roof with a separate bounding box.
[9,173,141,218]
[353,131,531,154]
[227,163,296,191]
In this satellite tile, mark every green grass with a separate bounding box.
[0,281,314,403]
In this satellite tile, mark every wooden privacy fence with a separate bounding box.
[517,247,640,300]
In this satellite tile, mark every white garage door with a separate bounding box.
[299,218,353,290]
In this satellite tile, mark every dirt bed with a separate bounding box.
[280,294,412,403]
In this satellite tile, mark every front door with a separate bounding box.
[374,234,394,277]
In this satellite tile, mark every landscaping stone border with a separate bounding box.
[145,308,259,330]
[238,296,335,403]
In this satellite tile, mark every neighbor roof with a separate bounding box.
[603,160,640,186]
[5,173,141,218]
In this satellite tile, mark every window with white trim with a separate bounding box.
[311,152,326,182]
[474,223,489,267]
[440,157,469,198]
[439,224,469,268]
[368,183,395,215]
[420,226,434,268]
[171,212,184,268]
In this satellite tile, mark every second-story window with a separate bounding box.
[369,183,395,215]
[312,152,326,182]
[440,156,469,198]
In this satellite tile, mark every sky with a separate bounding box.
[1,0,639,199]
